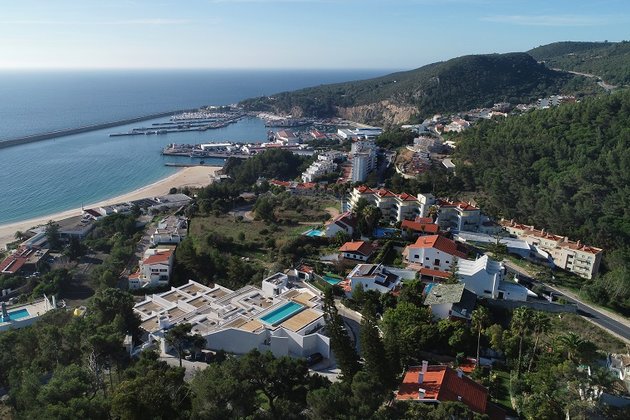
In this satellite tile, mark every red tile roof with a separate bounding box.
[339,241,374,256]
[397,192,417,201]
[143,250,173,265]
[0,247,34,275]
[409,235,467,258]
[439,199,479,211]
[397,366,490,415]
[356,185,374,194]
[298,264,314,273]
[416,217,434,224]
[418,267,451,279]
[376,188,397,197]
[401,219,439,234]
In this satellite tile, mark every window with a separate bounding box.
[415,255,420,259]
[425,257,429,260]
[434,259,440,266]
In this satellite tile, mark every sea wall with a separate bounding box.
[0,109,195,150]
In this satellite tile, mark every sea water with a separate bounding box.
[0,69,385,225]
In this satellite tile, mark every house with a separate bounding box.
[323,211,355,238]
[457,255,528,301]
[345,264,402,295]
[500,219,603,279]
[401,217,439,239]
[0,296,58,332]
[423,283,477,320]
[128,248,175,289]
[339,241,375,262]
[133,277,330,359]
[396,362,505,419]
[0,246,49,276]
[608,353,630,382]
[150,216,188,246]
[403,234,467,272]
[275,130,299,145]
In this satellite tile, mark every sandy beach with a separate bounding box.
[0,166,221,250]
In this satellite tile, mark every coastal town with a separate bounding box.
[1,87,629,419]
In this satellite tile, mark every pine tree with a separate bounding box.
[322,288,359,380]
[360,302,393,387]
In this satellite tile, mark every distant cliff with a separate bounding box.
[240,52,589,124]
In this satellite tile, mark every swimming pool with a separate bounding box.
[1,308,29,322]
[259,302,304,325]
[373,227,400,238]
[323,275,342,285]
[304,229,324,237]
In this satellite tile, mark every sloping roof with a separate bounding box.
[398,192,418,201]
[397,366,490,415]
[356,185,374,194]
[423,283,465,305]
[401,219,439,234]
[339,241,374,256]
[143,250,173,265]
[409,235,467,258]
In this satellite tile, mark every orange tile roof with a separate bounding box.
[409,235,467,258]
[397,366,489,415]
[339,241,374,256]
[398,192,418,201]
[418,267,451,279]
[143,250,173,265]
[401,220,439,234]
[376,188,397,197]
[356,185,374,194]
[416,217,434,224]
[439,200,478,211]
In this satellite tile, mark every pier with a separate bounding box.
[0,109,196,150]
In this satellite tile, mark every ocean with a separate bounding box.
[0,70,385,225]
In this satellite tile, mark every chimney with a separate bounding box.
[418,387,426,399]
[422,360,428,374]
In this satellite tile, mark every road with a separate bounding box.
[503,260,630,344]
[545,284,630,344]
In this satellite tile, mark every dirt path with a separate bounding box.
[325,207,340,219]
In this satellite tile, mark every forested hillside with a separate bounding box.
[529,41,630,85]
[241,53,586,122]
[455,90,630,313]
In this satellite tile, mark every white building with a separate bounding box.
[302,155,338,183]
[500,219,603,279]
[350,140,377,182]
[323,211,355,238]
[345,264,402,295]
[0,297,57,332]
[403,234,467,272]
[423,283,477,320]
[347,186,435,224]
[133,277,330,359]
[128,248,174,289]
[339,241,375,262]
[457,255,528,301]
[436,200,481,232]
[150,216,188,246]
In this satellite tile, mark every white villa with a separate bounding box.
[403,234,467,272]
[0,296,57,332]
[128,248,175,290]
[133,276,330,359]
[344,264,402,295]
[150,216,188,246]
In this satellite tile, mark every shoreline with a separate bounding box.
[0,165,221,250]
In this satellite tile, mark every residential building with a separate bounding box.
[150,216,188,246]
[0,297,57,332]
[396,363,505,419]
[423,283,477,320]
[128,248,175,289]
[444,118,471,133]
[133,277,330,359]
[458,255,528,301]
[323,211,355,238]
[345,264,402,295]
[0,246,49,276]
[302,155,337,182]
[607,354,630,382]
[436,200,481,232]
[347,186,434,224]
[401,217,439,239]
[403,234,467,272]
[500,219,603,279]
[147,194,193,213]
[350,140,377,182]
[275,130,299,145]
[339,241,375,262]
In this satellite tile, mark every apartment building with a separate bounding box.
[347,186,435,224]
[500,219,603,279]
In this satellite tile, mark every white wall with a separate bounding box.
[406,247,456,271]
[430,303,452,320]
[205,328,268,354]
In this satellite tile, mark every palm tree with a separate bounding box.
[557,332,586,363]
[527,311,551,372]
[14,230,25,241]
[510,307,533,376]
[471,306,490,365]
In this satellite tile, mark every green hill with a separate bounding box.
[240,52,587,122]
[529,41,630,85]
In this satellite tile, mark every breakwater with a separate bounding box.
[0,109,196,150]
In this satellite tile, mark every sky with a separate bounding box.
[0,0,628,70]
